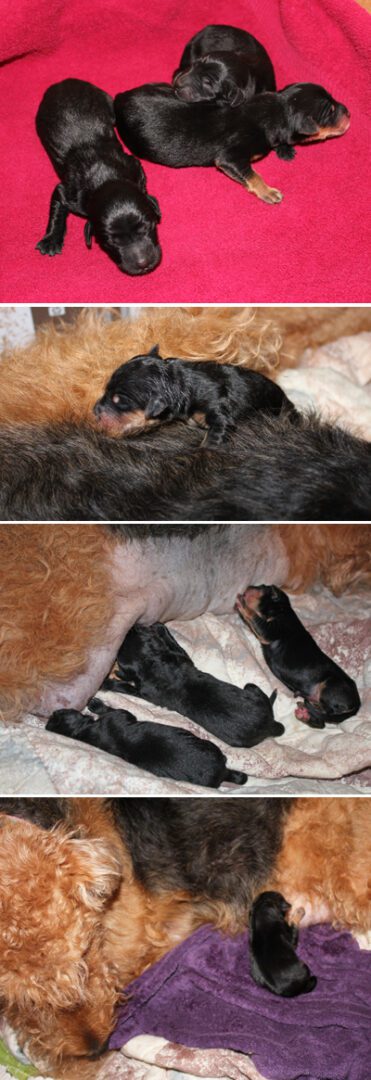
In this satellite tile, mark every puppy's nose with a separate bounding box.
[136,254,152,269]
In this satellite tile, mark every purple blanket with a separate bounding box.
[109,923,371,1080]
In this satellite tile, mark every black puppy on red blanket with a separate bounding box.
[115,82,350,205]
[235,585,361,727]
[172,24,276,106]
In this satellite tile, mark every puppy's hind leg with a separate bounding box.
[36,183,69,255]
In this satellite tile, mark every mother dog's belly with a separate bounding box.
[39,525,288,715]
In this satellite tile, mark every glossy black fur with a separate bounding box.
[0,408,370,520]
[46,699,247,788]
[94,346,294,446]
[36,79,161,275]
[237,585,361,726]
[172,24,275,105]
[250,891,317,996]
[100,622,283,746]
[115,82,349,190]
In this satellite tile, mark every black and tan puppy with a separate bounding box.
[36,78,161,275]
[93,346,294,443]
[46,698,247,788]
[250,891,317,997]
[99,622,284,746]
[235,585,361,727]
[172,24,276,105]
[115,82,350,204]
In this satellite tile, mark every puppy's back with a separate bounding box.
[36,78,115,166]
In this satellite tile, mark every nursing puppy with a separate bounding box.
[100,622,284,746]
[93,346,295,443]
[236,585,361,727]
[36,78,161,275]
[115,82,350,204]
[173,24,276,105]
[47,699,247,788]
[250,891,317,996]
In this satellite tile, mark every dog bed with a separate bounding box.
[0,0,370,303]
[108,923,371,1080]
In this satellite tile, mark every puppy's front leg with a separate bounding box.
[216,156,282,204]
[36,183,69,255]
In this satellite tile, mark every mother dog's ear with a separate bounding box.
[84,220,94,248]
[147,193,162,221]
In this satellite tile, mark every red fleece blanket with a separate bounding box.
[0,0,369,303]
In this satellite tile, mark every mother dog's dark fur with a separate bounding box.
[172,24,276,105]
[0,798,290,911]
[0,410,370,520]
[36,78,161,275]
[115,82,349,204]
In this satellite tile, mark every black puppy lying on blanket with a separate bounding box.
[250,891,317,996]
[236,585,361,727]
[47,698,247,788]
[172,23,276,106]
[99,622,283,745]
[93,346,294,445]
[115,82,350,205]
[36,78,161,275]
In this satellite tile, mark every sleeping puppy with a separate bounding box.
[235,585,361,727]
[115,82,350,204]
[36,78,161,275]
[93,346,295,442]
[99,622,284,746]
[46,699,247,788]
[250,891,317,996]
[172,23,276,105]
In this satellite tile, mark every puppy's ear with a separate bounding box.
[147,193,162,221]
[144,395,169,419]
[148,344,162,358]
[84,221,94,249]
[221,80,244,107]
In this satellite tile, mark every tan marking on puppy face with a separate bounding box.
[301,114,350,142]
[94,407,160,438]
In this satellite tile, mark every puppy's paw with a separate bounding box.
[36,235,63,256]
[262,186,283,204]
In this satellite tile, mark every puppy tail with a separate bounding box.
[270,689,278,706]
[224,768,247,786]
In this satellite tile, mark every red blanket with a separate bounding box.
[0,0,369,302]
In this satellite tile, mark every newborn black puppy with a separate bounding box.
[36,78,161,275]
[93,346,294,444]
[115,82,350,204]
[172,24,275,106]
[250,891,317,997]
[100,622,284,746]
[236,585,361,727]
[46,699,247,788]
